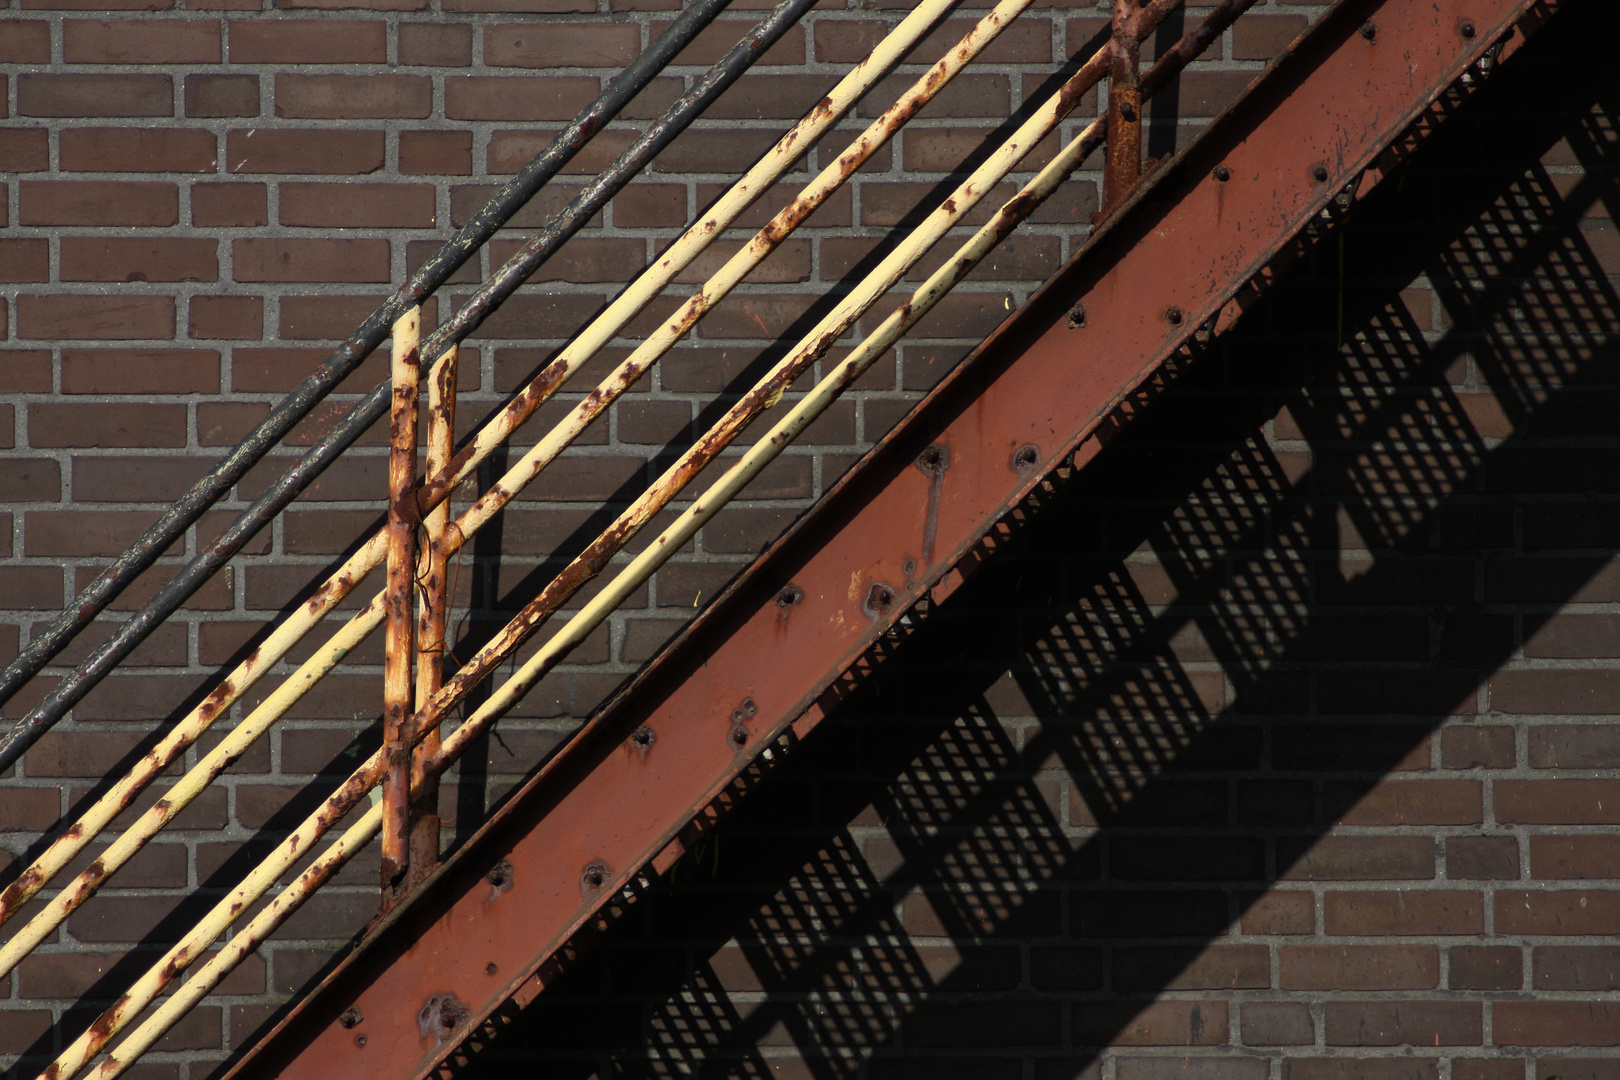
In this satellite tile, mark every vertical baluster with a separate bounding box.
[382,307,421,901]
[411,344,458,888]
[1103,0,1146,214]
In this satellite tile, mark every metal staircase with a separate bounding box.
[0,0,1558,1077]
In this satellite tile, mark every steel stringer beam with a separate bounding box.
[225,0,1550,1076]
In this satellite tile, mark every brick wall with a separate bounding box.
[3,0,1619,1078]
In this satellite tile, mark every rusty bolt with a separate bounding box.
[1212,165,1231,183]
[1311,164,1330,183]
[631,726,655,749]
[1066,302,1086,329]
[903,558,917,578]
[485,962,499,975]
[356,1035,367,1048]
[486,860,513,890]
[339,1007,363,1029]
[1359,21,1377,41]
[1012,445,1040,472]
[1164,306,1184,326]
[776,584,804,607]
[1119,102,1137,122]
[742,698,756,717]
[866,582,894,613]
[1459,18,1476,38]
[729,726,749,749]
[916,444,949,475]
[581,862,609,894]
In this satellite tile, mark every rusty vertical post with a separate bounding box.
[410,345,456,888]
[1102,0,1145,215]
[381,307,421,900]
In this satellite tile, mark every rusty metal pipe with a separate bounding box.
[410,344,457,887]
[0,0,810,764]
[381,309,421,895]
[0,0,739,752]
[27,8,1253,1071]
[0,0,984,950]
[1102,0,1145,213]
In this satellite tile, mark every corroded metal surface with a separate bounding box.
[0,0,737,749]
[220,1,1543,1077]
[382,309,422,895]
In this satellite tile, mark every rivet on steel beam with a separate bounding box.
[356,1035,367,1048]
[1012,444,1040,472]
[1118,102,1137,122]
[916,444,949,475]
[1065,302,1087,329]
[486,859,513,895]
[629,725,656,755]
[775,584,804,607]
[580,862,610,897]
[864,582,896,618]
[1358,21,1377,41]
[1311,164,1330,183]
[338,1007,363,1029]
[742,697,756,717]
[1164,306,1184,326]
[1459,18,1476,38]
[1212,165,1231,183]
[903,558,917,578]
[728,726,749,749]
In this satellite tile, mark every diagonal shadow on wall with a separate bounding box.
[400,3,1620,1078]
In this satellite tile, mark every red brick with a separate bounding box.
[278,295,433,343]
[20,180,177,226]
[1241,1002,1313,1047]
[1447,836,1519,880]
[0,458,58,501]
[0,20,51,62]
[399,23,472,65]
[444,0,591,10]
[61,348,217,393]
[60,237,217,283]
[1531,835,1620,878]
[1280,946,1439,991]
[485,23,638,67]
[445,76,599,121]
[62,18,219,62]
[228,19,385,63]
[226,128,384,175]
[0,350,52,392]
[193,181,267,226]
[1324,1001,1481,1046]
[279,0,425,10]
[902,1000,1062,1048]
[279,182,435,228]
[1112,945,1268,990]
[1534,946,1620,990]
[0,128,49,172]
[1529,724,1620,768]
[1232,14,1308,60]
[274,74,430,119]
[1286,1061,1436,1080]
[59,127,215,172]
[72,456,211,503]
[0,567,63,609]
[613,184,686,227]
[0,239,49,283]
[1495,780,1620,824]
[233,239,390,283]
[17,73,171,116]
[400,131,471,175]
[1495,890,1620,935]
[1324,779,1482,825]
[1240,891,1314,935]
[1440,725,1515,768]
[1451,946,1523,990]
[189,296,263,340]
[198,401,268,445]
[185,73,259,118]
[16,295,175,341]
[1490,670,1620,714]
[487,127,639,176]
[28,403,186,447]
[1324,891,1482,935]
[1494,1003,1620,1047]
[1278,836,1434,881]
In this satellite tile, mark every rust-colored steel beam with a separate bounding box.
[225,1,1544,1077]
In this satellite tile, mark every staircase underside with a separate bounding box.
[224,1,1551,1076]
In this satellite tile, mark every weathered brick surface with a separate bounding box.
[0,3,1617,1080]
